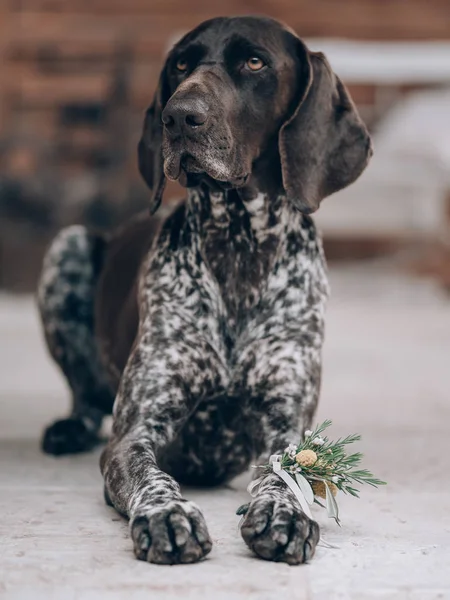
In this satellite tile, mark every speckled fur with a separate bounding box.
[37,226,114,454]
[97,184,328,564]
[38,185,328,563]
[37,13,372,566]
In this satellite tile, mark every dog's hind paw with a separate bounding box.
[41,417,100,455]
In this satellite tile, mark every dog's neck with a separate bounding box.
[184,181,304,332]
[185,137,288,234]
[186,185,285,241]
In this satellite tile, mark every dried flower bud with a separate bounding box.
[295,449,317,467]
[312,480,338,499]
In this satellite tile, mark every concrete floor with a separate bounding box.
[0,265,449,599]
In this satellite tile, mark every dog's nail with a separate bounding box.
[236,503,250,516]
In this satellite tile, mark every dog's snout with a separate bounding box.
[162,98,209,136]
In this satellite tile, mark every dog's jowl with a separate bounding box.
[37,16,372,565]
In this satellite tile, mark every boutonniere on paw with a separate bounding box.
[237,420,386,533]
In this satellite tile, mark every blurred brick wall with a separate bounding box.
[1,0,450,153]
[0,0,449,291]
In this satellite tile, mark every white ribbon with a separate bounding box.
[243,455,339,549]
[269,454,313,519]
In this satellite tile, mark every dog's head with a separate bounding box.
[139,16,372,214]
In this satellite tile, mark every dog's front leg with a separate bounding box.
[100,320,227,564]
[237,321,325,564]
[240,383,322,564]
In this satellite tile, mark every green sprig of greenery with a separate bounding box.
[272,420,386,498]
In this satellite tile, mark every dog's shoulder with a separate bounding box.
[94,206,184,378]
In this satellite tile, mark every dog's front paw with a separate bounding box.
[240,496,320,564]
[131,500,212,565]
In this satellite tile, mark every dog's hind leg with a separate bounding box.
[37,225,115,455]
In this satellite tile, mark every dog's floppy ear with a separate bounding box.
[138,63,171,214]
[279,40,373,214]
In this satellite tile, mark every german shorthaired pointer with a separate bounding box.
[37,16,372,565]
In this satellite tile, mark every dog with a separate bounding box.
[37,15,372,565]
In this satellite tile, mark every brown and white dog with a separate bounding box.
[37,16,372,565]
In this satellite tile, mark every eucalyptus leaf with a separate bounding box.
[325,481,341,526]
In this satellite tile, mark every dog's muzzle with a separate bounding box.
[162,97,210,139]
[161,88,246,187]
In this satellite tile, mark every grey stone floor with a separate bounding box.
[1,265,449,599]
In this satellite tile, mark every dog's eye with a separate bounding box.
[175,59,188,73]
[246,57,265,72]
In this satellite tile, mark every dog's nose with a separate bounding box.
[162,98,209,135]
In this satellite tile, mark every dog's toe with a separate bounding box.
[131,500,212,565]
[42,418,99,455]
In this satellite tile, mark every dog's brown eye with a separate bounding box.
[176,59,188,73]
[246,57,265,71]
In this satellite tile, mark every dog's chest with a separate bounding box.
[201,192,280,328]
